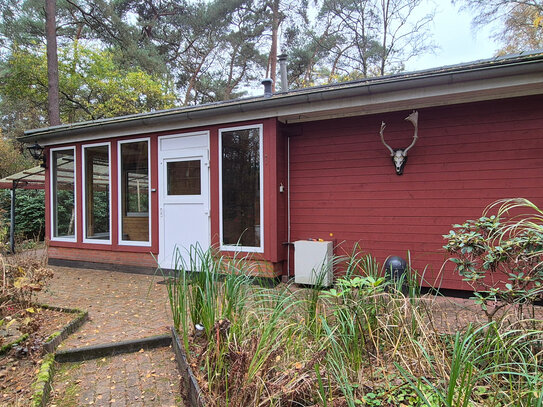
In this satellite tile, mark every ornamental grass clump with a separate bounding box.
[163,243,252,349]
[398,320,543,407]
[164,245,430,405]
[164,239,543,406]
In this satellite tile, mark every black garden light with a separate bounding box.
[384,255,407,290]
[27,143,46,168]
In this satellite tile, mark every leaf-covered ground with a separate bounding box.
[0,307,76,406]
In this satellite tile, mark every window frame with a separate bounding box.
[218,124,264,253]
[49,146,77,242]
[117,138,152,247]
[82,142,112,245]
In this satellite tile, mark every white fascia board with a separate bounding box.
[280,73,543,123]
[30,70,543,147]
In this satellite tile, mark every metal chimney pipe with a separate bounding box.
[278,54,288,92]
[262,78,273,97]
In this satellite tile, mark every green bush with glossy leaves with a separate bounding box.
[444,198,543,322]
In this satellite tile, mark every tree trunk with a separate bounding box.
[45,0,61,126]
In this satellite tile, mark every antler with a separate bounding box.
[379,121,394,156]
[402,110,419,156]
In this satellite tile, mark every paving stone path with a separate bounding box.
[37,266,173,348]
[36,266,183,406]
[50,347,181,407]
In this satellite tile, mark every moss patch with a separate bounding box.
[31,353,55,407]
[0,333,29,356]
[44,330,61,343]
[50,362,82,407]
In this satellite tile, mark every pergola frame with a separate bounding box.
[0,166,45,253]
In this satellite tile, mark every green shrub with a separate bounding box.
[444,198,543,322]
[0,189,45,241]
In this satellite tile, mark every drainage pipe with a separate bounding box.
[286,135,291,280]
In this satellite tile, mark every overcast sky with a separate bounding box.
[404,1,500,71]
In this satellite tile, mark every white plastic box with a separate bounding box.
[294,240,333,287]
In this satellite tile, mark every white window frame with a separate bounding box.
[49,146,77,242]
[82,142,112,245]
[218,124,264,253]
[117,138,152,247]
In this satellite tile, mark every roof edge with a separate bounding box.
[21,50,543,143]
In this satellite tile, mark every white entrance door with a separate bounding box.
[158,132,210,270]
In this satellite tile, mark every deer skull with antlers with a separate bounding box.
[379,111,419,175]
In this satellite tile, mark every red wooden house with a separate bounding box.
[20,51,543,290]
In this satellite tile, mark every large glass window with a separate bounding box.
[84,144,110,241]
[51,149,75,239]
[120,140,149,243]
[220,126,262,249]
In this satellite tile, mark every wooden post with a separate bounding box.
[10,181,16,254]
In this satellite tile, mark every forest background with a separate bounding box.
[0,0,541,243]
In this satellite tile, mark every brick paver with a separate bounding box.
[37,266,172,348]
[49,346,181,406]
[414,294,543,333]
[35,266,183,406]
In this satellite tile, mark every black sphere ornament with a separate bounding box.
[384,256,407,283]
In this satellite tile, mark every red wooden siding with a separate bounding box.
[287,95,543,290]
[275,124,289,269]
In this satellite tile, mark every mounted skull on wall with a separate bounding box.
[379,111,419,175]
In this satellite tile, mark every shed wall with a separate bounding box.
[46,119,286,276]
[288,95,543,290]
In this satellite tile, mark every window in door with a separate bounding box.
[167,160,201,196]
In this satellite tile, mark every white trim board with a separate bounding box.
[29,69,543,147]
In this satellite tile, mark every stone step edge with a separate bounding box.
[55,334,172,363]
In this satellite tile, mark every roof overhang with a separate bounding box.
[20,52,543,146]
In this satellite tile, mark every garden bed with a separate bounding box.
[164,245,543,407]
[0,305,86,405]
[0,251,90,406]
